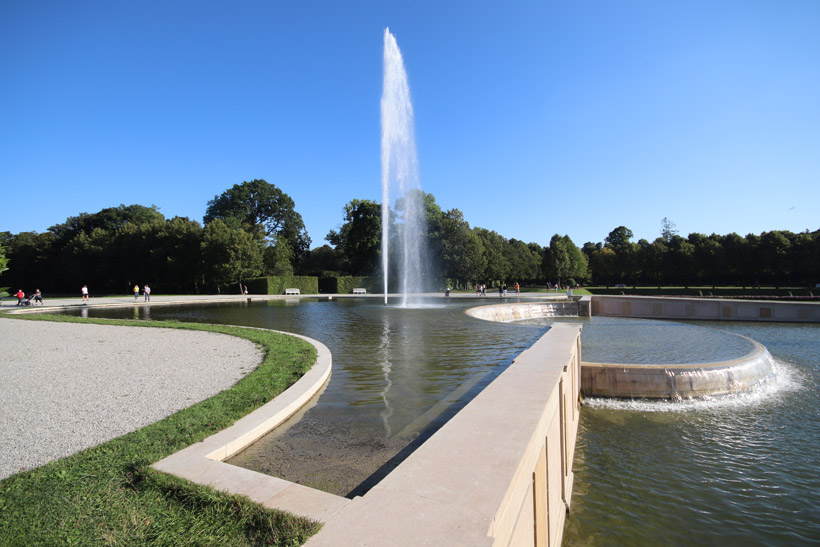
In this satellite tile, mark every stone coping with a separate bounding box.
[150,328,350,524]
[304,323,583,546]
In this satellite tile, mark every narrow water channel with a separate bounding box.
[68,297,545,496]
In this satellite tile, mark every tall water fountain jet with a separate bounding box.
[381,28,426,306]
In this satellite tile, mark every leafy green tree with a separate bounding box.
[438,209,486,287]
[791,230,819,286]
[604,226,637,283]
[719,233,749,287]
[201,219,264,293]
[264,243,295,276]
[3,231,56,291]
[50,204,165,246]
[660,217,678,243]
[326,199,382,276]
[588,246,617,285]
[474,228,509,284]
[642,238,668,287]
[204,179,310,265]
[758,230,791,286]
[504,239,539,283]
[0,241,9,297]
[665,235,695,286]
[299,245,345,277]
[563,235,589,284]
[544,234,572,287]
[157,217,205,293]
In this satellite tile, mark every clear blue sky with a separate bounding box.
[2,0,818,248]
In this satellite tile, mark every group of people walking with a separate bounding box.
[11,285,153,306]
[133,284,151,302]
[473,282,521,297]
[14,289,43,306]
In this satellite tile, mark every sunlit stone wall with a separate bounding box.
[591,295,820,323]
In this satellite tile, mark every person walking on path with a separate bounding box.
[81,285,89,302]
[133,284,140,300]
[32,289,43,305]
[15,289,25,306]
[143,285,151,302]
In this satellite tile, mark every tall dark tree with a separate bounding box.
[326,199,382,276]
[204,179,310,267]
[475,228,509,283]
[50,204,165,246]
[544,234,573,287]
[563,235,589,284]
[437,209,486,287]
[299,245,345,277]
[0,241,9,297]
[201,218,264,293]
[660,217,678,243]
[604,226,637,283]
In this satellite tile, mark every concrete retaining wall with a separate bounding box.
[591,295,820,323]
[582,340,778,399]
[306,324,583,547]
[466,301,581,322]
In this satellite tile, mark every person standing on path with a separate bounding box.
[81,285,89,302]
[143,285,151,302]
[133,284,140,300]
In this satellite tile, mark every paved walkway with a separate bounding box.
[0,290,569,311]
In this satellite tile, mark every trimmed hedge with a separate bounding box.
[318,276,381,294]
[245,276,319,294]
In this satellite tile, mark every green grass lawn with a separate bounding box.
[0,314,321,546]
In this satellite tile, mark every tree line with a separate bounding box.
[583,222,819,288]
[1,181,817,295]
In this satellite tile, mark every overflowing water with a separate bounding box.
[562,321,820,545]
[381,28,427,306]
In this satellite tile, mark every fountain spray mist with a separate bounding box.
[381,28,426,306]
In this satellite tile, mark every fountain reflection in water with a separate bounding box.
[381,28,427,307]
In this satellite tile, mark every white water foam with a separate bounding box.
[583,358,802,413]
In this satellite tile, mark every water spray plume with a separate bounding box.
[381,28,426,306]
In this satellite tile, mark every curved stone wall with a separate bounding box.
[581,337,778,399]
[465,301,580,322]
[466,301,779,400]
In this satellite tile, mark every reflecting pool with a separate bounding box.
[515,315,756,364]
[562,321,820,545]
[67,297,546,496]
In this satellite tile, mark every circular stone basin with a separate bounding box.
[467,303,778,400]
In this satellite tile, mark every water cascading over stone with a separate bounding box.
[381,27,426,306]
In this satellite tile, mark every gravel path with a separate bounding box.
[0,318,263,480]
